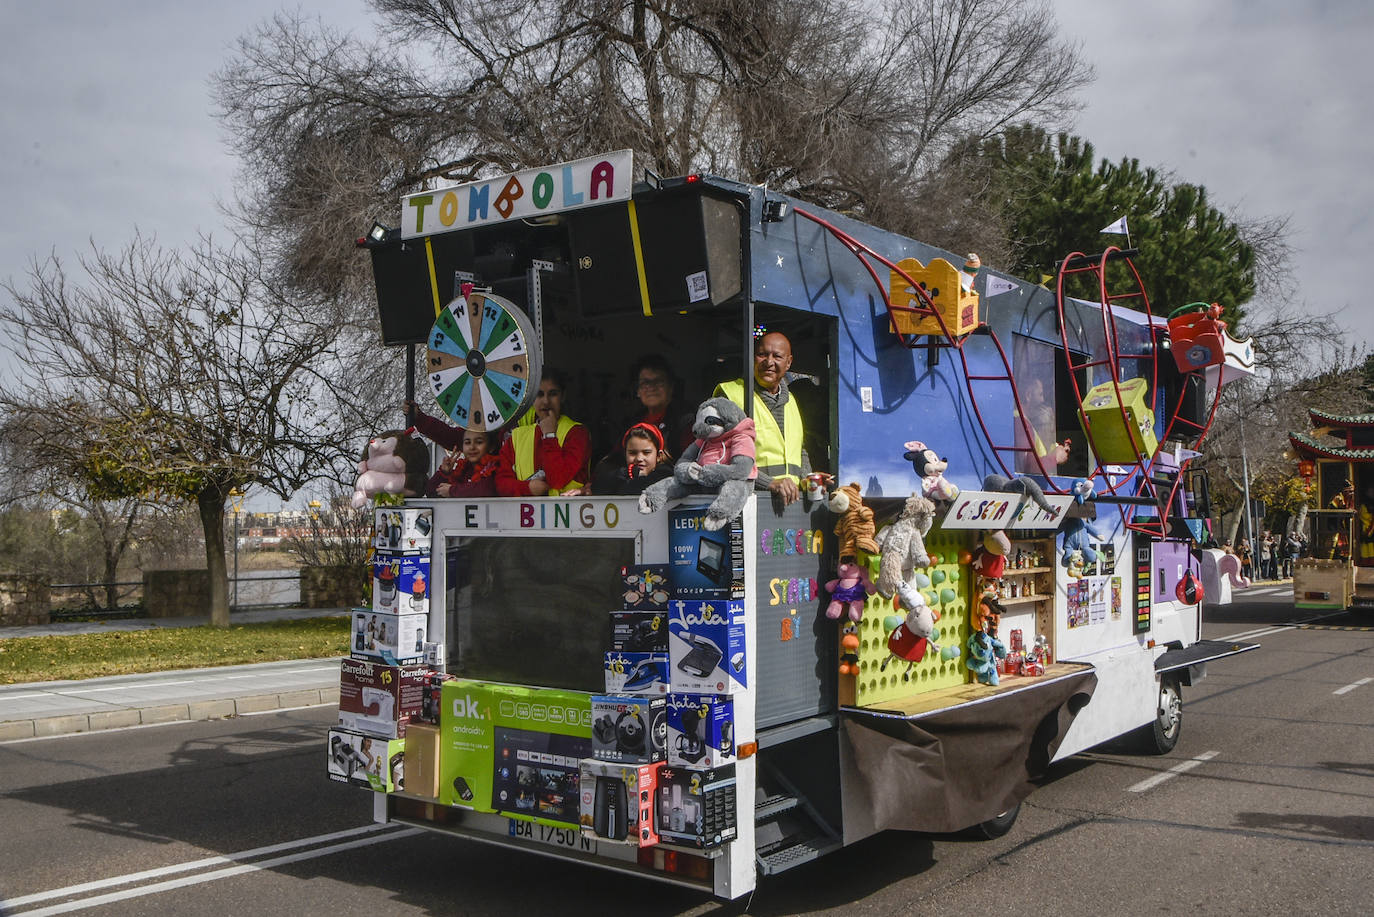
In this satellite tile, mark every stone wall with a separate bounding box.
[300,564,368,609]
[143,569,211,618]
[0,575,51,627]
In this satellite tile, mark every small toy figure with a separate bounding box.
[881,591,941,670]
[825,561,878,622]
[902,440,960,502]
[1064,549,1086,579]
[839,628,861,676]
[966,627,1008,686]
[973,586,1005,637]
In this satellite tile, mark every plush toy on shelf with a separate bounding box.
[639,396,756,530]
[966,626,1008,686]
[828,482,880,559]
[973,586,1005,638]
[352,430,430,508]
[874,493,938,598]
[825,561,878,622]
[970,530,1011,580]
[1060,516,1106,569]
[902,440,960,503]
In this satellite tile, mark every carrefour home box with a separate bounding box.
[667,507,744,599]
[338,658,428,738]
[666,599,747,694]
[438,680,593,828]
[349,608,427,665]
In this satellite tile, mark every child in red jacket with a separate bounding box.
[426,429,501,498]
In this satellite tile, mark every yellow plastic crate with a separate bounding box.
[888,257,980,337]
[1080,377,1158,463]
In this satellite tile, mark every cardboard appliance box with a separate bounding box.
[403,723,443,799]
[349,607,428,665]
[591,694,666,764]
[338,659,428,738]
[667,508,744,599]
[327,727,404,793]
[666,599,747,694]
[655,764,738,849]
[604,652,669,694]
[665,693,735,768]
[578,758,663,846]
[373,507,433,554]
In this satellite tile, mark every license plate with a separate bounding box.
[508,819,598,854]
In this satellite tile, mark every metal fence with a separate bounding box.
[48,570,302,620]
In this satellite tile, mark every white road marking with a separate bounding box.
[1222,609,1347,641]
[1333,677,1373,696]
[1127,750,1219,793]
[6,826,422,915]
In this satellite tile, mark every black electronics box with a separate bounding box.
[610,611,669,654]
[655,764,738,849]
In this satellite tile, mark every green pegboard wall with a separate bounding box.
[850,526,972,707]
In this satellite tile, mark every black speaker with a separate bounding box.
[368,231,476,345]
[566,187,743,318]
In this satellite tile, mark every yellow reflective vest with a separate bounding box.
[510,415,585,495]
[715,379,804,485]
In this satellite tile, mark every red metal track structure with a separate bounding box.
[1055,248,1223,537]
[793,211,1224,536]
[793,208,1068,491]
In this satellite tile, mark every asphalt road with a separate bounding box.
[1,587,1370,916]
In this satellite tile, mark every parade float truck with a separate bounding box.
[329,151,1260,899]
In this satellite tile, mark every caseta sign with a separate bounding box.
[400,150,633,239]
[939,490,1073,530]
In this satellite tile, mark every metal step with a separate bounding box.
[754,792,800,822]
[756,837,845,876]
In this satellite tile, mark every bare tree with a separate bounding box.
[215,0,1091,302]
[0,236,373,625]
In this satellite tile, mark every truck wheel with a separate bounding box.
[1137,677,1182,755]
[965,802,1021,840]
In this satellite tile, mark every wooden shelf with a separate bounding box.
[998,594,1049,606]
[1002,566,1052,576]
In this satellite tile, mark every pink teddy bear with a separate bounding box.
[825,562,877,622]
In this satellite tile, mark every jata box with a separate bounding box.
[578,759,662,846]
[327,727,404,793]
[350,607,428,665]
[374,507,433,554]
[610,611,668,653]
[620,564,670,610]
[373,554,430,614]
[591,695,666,764]
[667,599,747,694]
[665,694,735,768]
[655,764,738,849]
[338,659,428,738]
[604,652,669,694]
[667,508,743,599]
[438,680,593,829]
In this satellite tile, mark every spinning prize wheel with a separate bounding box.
[426,287,542,432]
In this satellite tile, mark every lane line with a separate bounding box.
[1333,677,1372,696]
[6,827,422,915]
[1127,750,1219,793]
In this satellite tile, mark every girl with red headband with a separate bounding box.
[593,422,674,495]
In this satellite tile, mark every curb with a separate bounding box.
[0,686,341,742]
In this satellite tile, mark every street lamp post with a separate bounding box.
[229,488,245,611]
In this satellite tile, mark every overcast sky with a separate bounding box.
[1,1,1370,496]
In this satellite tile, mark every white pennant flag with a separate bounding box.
[985,275,1018,297]
[1100,215,1129,235]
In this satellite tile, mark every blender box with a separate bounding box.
[603,652,669,694]
[591,694,666,764]
[327,727,405,793]
[578,759,663,846]
[373,553,430,614]
[666,599,747,694]
[338,659,428,738]
[667,508,744,599]
[439,680,593,828]
[664,693,736,767]
[374,506,434,554]
[655,764,738,849]
[349,608,428,665]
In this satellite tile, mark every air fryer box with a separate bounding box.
[349,608,428,665]
[667,508,744,599]
[327,727,405,793]
[666,599,747,694]
[579,759,663,846]
[610,611,668,653]
[620,564,670,610]
[373,553,431,614]
[655,764,738,849]
[438,680,594,829]
[374,506,434,554]
[338,659,428,738]
[591,695,666,764]
[665,693,735,767]
[604,652,669,694]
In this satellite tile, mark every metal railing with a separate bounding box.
[47,571,303,620]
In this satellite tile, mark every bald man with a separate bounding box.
[715,331,812,506]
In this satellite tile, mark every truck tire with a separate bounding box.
[1136,676,1182,755]
[964,802,1021,840]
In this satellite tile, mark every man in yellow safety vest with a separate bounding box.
[715,331,812,506]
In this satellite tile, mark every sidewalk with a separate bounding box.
[0,608,346,742]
